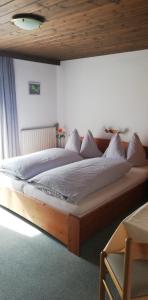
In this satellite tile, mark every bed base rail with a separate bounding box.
[0,181,147,256]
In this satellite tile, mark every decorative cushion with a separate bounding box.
[103,133,125,160]
[65,129,81,153]
[80,130,102,158]
[127,133,146,167]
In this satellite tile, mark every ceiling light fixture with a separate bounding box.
[11,13,45,31]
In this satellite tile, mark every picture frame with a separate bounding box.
[29,81,40,95]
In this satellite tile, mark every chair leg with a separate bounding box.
[99,251,106,300]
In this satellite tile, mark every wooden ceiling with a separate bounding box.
[0,0,148,64]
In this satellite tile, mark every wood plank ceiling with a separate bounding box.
[0,0,148,64]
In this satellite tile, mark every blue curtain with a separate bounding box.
[0,57,20,159]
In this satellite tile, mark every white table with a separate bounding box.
[105,202,148,254]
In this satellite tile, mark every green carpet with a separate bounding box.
[0,201,145,300]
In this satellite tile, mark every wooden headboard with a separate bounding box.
[94,138,148,158]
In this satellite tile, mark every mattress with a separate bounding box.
[0,173,25,192]
[0,166,147,217]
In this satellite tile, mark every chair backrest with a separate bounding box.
[123,238,148,299]
[125,238,148,260]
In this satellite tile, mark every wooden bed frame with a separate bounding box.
[0,138,147,255]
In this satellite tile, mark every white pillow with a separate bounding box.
[103,133,125,159]
[80,130,102,158]
[127,133,146,166]
[65,129,81,153]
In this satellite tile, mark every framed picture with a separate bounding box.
[29,81,40,95]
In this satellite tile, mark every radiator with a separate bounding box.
[20,126,57,154]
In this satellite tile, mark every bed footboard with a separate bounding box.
[0,187,69,245]
[67,181,147,255]
[79,181,147,243]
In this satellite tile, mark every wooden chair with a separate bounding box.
[99,238,148,300]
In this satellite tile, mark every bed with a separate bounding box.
[0,138,148,255]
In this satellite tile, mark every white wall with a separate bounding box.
[14,59,58,131]
[58,50,148,145]
[14,50,148,146]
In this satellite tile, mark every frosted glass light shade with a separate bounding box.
[12,17,43,30]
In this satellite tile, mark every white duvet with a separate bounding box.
[29,157,131,204]
[0,148,83,179]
